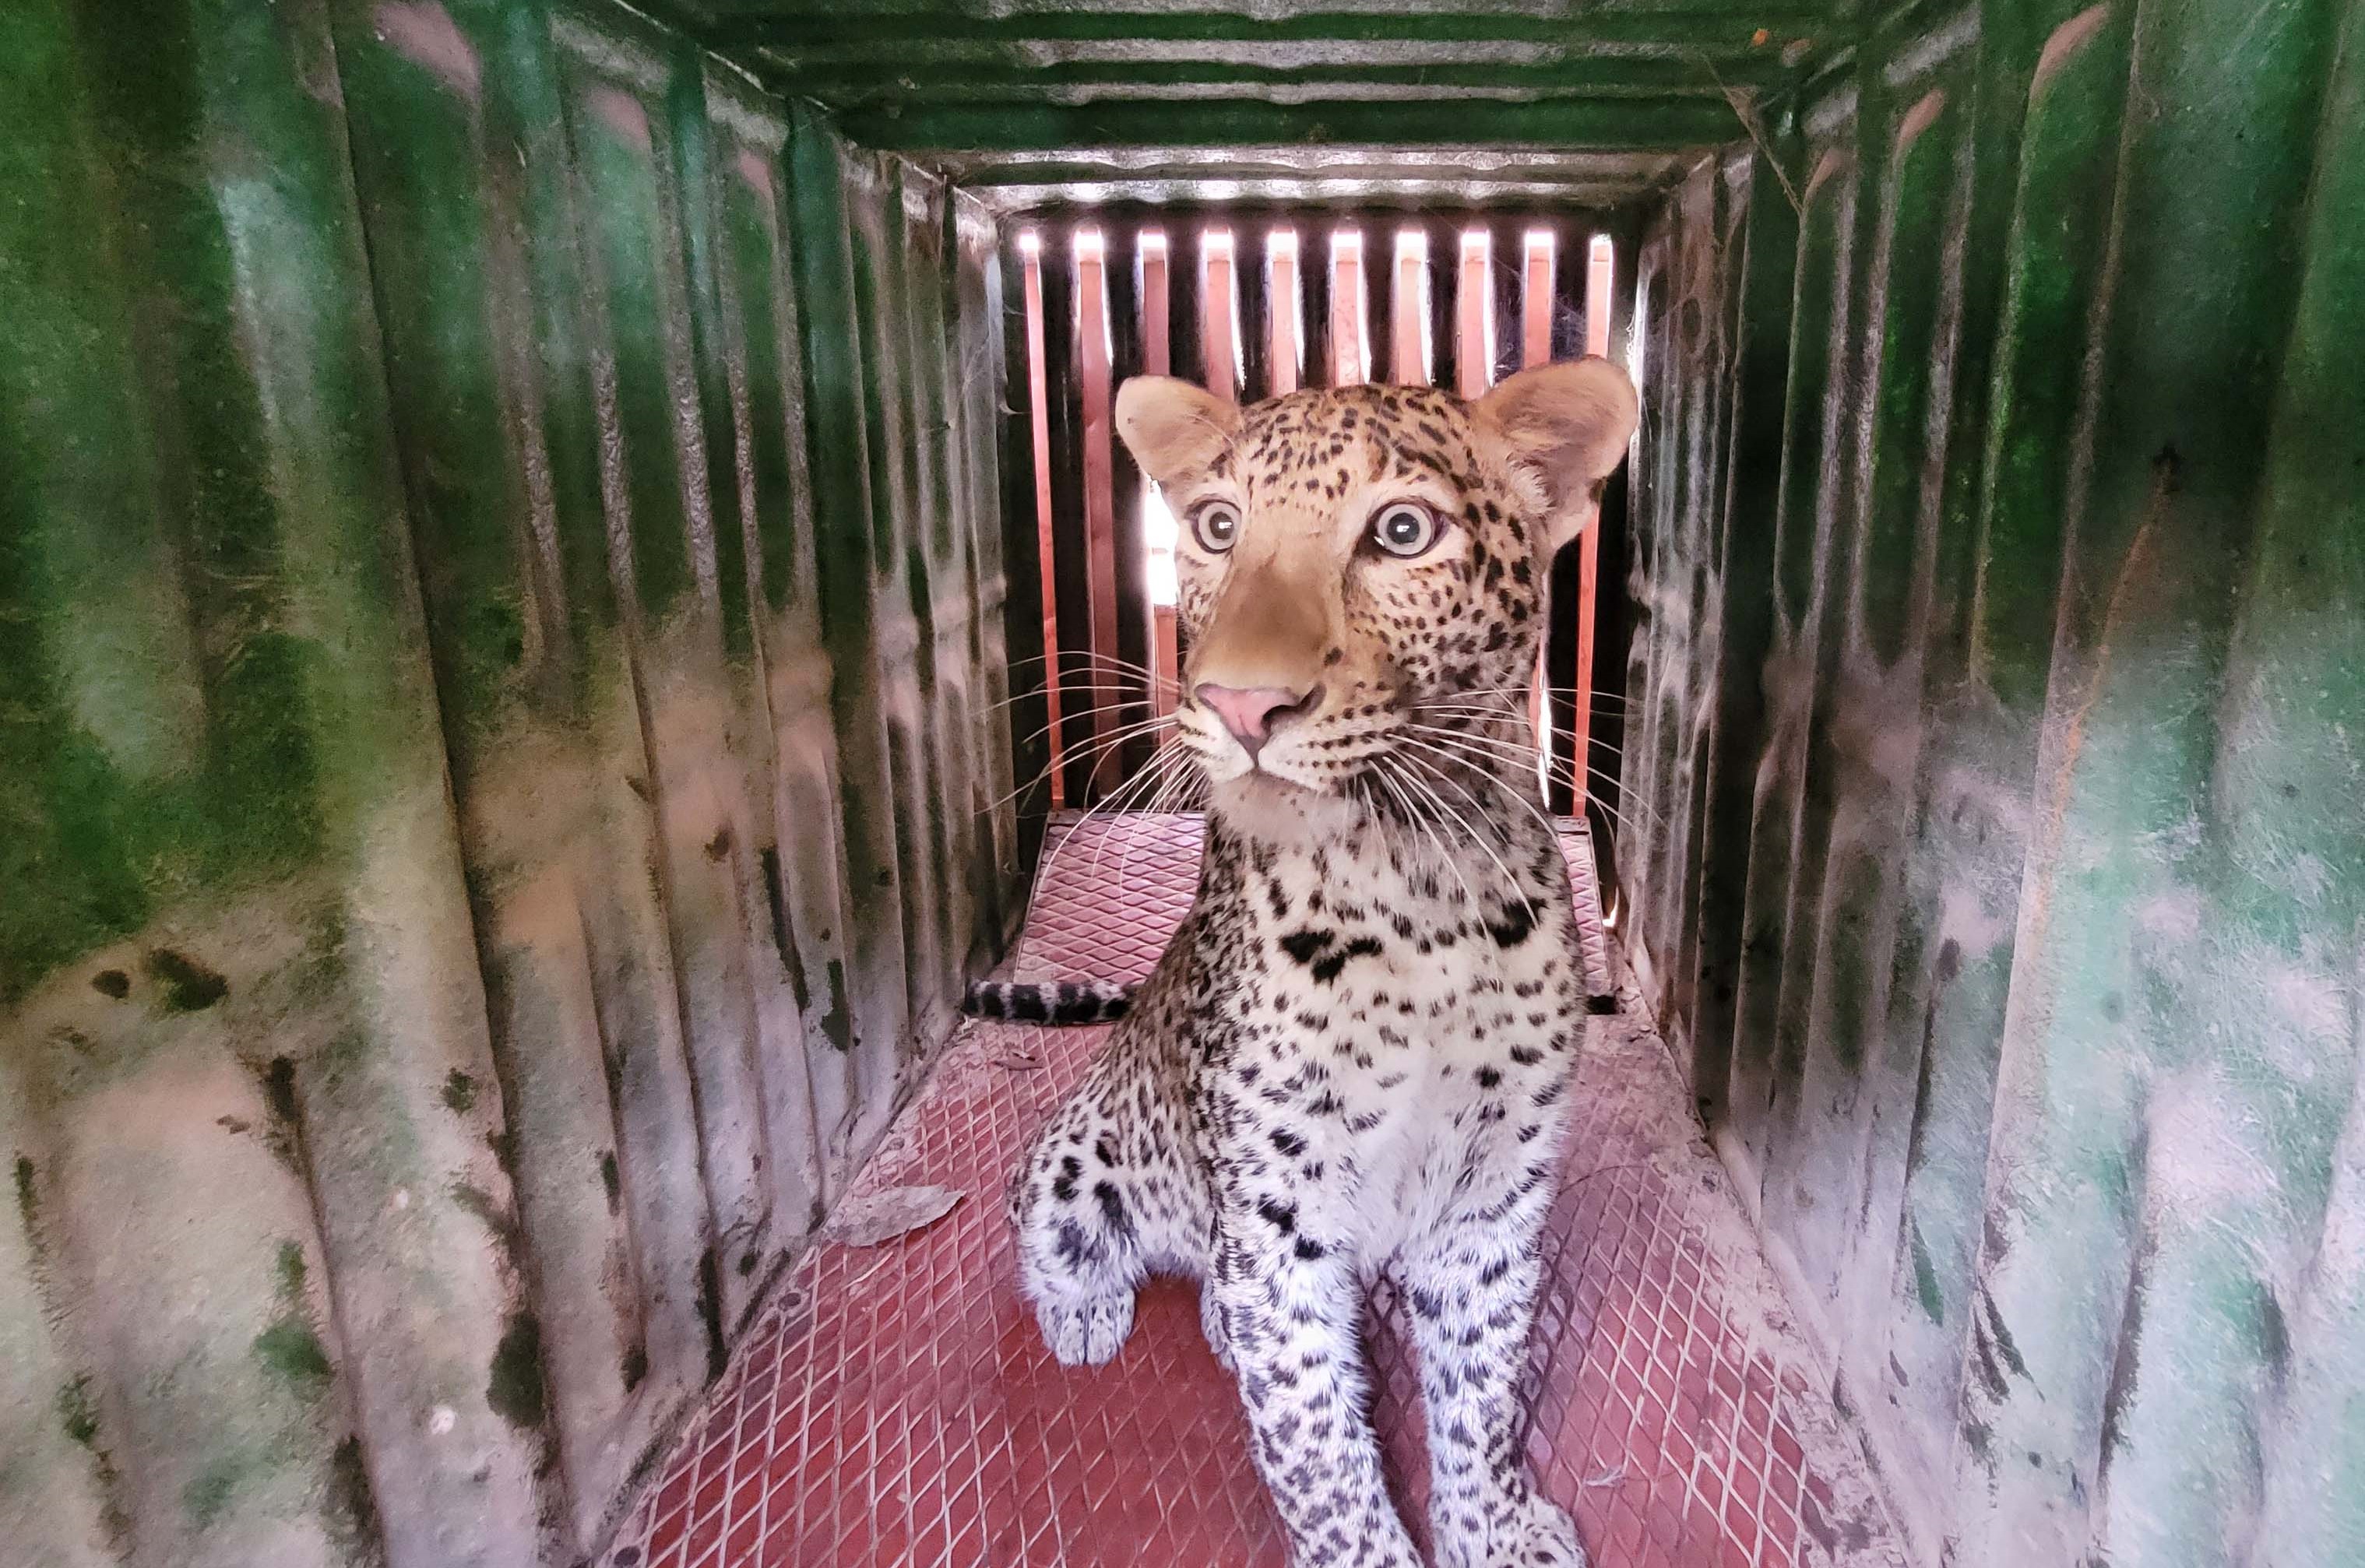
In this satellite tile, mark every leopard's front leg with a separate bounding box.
[1398,1186,1584,1568]
[1209,1198,1420,1568]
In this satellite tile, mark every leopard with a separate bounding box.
[990,357,1638,1568]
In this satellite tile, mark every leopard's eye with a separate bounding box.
[1369,502,1441,558]
[1192,502,1241,554]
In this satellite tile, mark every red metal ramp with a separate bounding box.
[599,814,1898,1568]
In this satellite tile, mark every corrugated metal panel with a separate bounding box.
[0,0,1015,1562]
[674,0,1841,153]
[7,0,2361,1564]
[1622,2,2363,1563]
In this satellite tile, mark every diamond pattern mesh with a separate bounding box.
[600,814,1898,1568]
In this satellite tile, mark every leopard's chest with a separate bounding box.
[1183,830,1584,1256]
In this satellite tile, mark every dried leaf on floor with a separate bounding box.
[823,1185,964,1246]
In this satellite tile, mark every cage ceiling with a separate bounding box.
[654,0,1862,200]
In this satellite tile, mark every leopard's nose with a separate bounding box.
[1195,683,1323,761]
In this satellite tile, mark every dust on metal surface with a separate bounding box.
[1618,2,2365,1565]
[673,0,1858,153]
[598,814,1901,1568]
[6,0,2363,1565]
[0,0,1014,1563]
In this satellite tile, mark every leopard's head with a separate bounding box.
[1116,361,1637,807]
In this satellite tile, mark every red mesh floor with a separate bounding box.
[600,814,1901,1568]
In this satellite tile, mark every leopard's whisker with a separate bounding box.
[1390,723,1617,828]
[1086,755,1185,884]
[1428,683,1632,707]
[1005,649,1184,693]
[988,680,1168,715]
[1007,648,1167,676]
[1391,747,1537,919]
[1402,722,1660,830]
[989,715,1174,813]
[1378,755,1481,913]
[1013,700,1177,752]
[1117,751,1204,886]
[1043,745,1187,892]
[983,712,1179,816]
[1392,731,1566,863]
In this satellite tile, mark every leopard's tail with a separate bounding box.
[961,979,1134,1025]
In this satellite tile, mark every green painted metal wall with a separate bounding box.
[8,0,2362,1563]
[0,0,1018,1562]
[1621,2,2365,1563]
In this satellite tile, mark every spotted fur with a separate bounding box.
[1008,364,1637,1568]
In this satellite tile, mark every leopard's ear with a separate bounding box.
[1115,375,1241,488]
[1476,357,1638,547]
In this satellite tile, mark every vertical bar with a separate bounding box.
[1139,228,1171,376]
[1523,227,1556,367]
[1329,227,1369,385]
[1427,216,1460,394]
[1195,223,1244,751]
[1139,228,1178,722]
[1268,227,1302,396]
[1585,232,1617,357]
[1297,210,1333,393]
[1235,213,1270,399]
[1392,226,1431,385]
[1456,227,1494,399]
[1100,224,1155,784]
[1075,227,1121,798]
[1572,233,1618,801]
[1201,227,1241,402]
[1019,231,1064,806]
[1523,227,1558,782]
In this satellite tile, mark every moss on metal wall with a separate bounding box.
[0,0,1015,1563]
[1624,3,2365,1565]
[8,0,2361,1564]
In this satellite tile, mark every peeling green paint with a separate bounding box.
[1908,1225,1942,1325]
[55,2,2365,1568]
[695,1245,725,1379]
[144,947,228,1013]
[12,1155,34,1237]
[183,1458,237,1528]
[451,1182,523,1263]
[55,1374,98,1448]
[330,1436,385,1567]
[253,1319,336,1394]
[276,1239,308,1298]
[1626,4,2365,1565]
[485,1314,547,1432]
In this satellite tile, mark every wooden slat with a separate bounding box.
[1329,227,1368,385]
[1139,229,1180,721]
[1455,227,1493,399]
[1522,227,1556,366]
[1573,232,1617,802]
[1294,211,1334,392]
[1019,234,1065,807]
[1140,228,1171,375]
[1391,226,1430,385]
[1268,227,1302,396]
[1075,227,1123,797]
[1522,227,1555,779]
[1201,227,1241,400]
[1585,231,1616,357]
